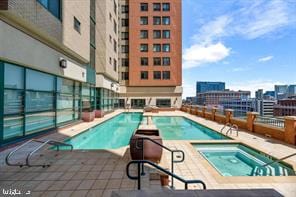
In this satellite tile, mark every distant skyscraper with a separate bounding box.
[196,81,225,94]
[275,85,288,100]
[287,85,296,97]
[255,89,264,100]
[264,91,275,99]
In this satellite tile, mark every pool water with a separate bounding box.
[64,112,142,149]
[152,116,227,140]
[194,143,295,176]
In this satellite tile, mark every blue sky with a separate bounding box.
[182,0,296,98]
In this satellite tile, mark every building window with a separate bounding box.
[114,0,117,15]
[121,72,129,80]
[153,57,161,66]
[113,59,117,71]
[109,13,112,21]
[74,17,81,33]
[153,30,161,39]
[113,20,117,34]
[140,3,148,11]
[163,30,170,39]
[153,71,161,80]
[113,39,117,52]
[122,5,129,13]
[121,32,129,40]
[140,16,148,25]
[122,45,129,53]
[153,3,161,11]
[162,44,170,52]
[122,58,129,67]
[162,71,170,79]
[37,0,61,19]
[109,35,112,43]
[153,44,161,52]
[162,16,170,25]
[109,57,112,64]
[141,71,148,80]
[162,57,171,66]
[153,16,161,25]
[141,57,149,66]
[140,44,148,52]
[163,3,170,11]
[140,30,148,39]
[156,99,171,107]
[122,19,129,27]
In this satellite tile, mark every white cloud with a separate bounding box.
[258,56,274,62]
[183,42,231,69]
[231,67,250,72]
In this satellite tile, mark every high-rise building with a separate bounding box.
[255,89,264,100]
[118,0,182,109]
[219,98,255,117]
[263,91,275,100]
[196,90,250,106]
[256,100,276,117]
[274,99,296,116]
[275,85,288,100]
[196,81,225,94]
[0,0,183,145]
[287,85,296,98]
[0,0,98,144]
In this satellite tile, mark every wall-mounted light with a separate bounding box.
[59,59,67,69]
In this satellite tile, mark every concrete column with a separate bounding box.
[202,106,207,118]
[284,116,296,145]
[212,107,217,121]
[247,112,259,132]
[225,109,234,123]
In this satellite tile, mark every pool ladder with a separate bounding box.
[5,139,73,168]
[220,123,238,137]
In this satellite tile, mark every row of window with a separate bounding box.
[141,57,170,66]
[140,16,170,25]
[140,30,170,39]
[121,30,171,40]
[141,71,171,80]
[121,71,171,80]
[140,3,170,12]
[140,44,171,52]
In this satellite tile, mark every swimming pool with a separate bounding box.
[64,112,142,149]
[152,116,227,140]
[194,143,295,176]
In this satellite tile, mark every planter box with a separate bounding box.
[82,111,95,122]
[95,110,104,118]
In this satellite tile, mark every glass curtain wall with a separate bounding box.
[1,61,93,145]
[95,88,119,112]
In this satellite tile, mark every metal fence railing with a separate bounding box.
[255,116,285,128]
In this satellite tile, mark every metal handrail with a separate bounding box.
[255,153,296,176]
[135,137,185,188]
[126,160,206,190]
[220,123,232,133]
[5,139,73,168]
[262,153,296,168]
[226,124,239,136]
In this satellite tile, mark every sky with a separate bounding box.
[182,0,296,98]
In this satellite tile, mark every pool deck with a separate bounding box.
[0,110,295,196]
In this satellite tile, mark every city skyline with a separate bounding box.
[182,0,296,98]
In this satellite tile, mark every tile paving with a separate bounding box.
[0,110,295,196]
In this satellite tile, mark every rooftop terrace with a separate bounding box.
[0,109,295,196]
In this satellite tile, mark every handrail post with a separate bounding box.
[141,138,145,175]
[171,151,174,188]
[185,183,188,190]
[137,162,141,190]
